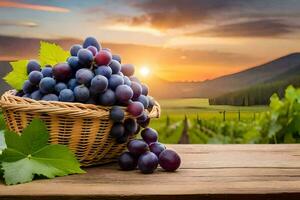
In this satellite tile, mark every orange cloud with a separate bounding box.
[0,20,38,27]
[0,0,70,12]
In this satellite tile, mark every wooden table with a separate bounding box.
[1,144,300,200]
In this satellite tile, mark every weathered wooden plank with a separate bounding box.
[0,144,300,200]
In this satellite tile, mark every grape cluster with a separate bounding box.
[118,127,181,174]
[17,36,181,173]
[18,36,154,119]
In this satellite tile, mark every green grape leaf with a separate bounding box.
[0,119,85,185]
[285,85,297,102]
[3,60,28,90]
[39,41,70,66]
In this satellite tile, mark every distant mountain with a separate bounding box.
[208,53,300,105]
[144,53,300,99]
[194,53,300,98]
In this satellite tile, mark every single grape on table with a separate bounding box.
[118,152,137,171]
[138,152,158,174]
[127,139,148,156]
[159,149,181,172]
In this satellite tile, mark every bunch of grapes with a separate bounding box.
[18,36,154,120]
[17,36,181,173]
[118,127,181,174]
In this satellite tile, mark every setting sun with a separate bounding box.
[139,66,150,77]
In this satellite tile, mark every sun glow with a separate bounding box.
[139,66,150,77]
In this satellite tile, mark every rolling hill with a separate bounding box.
[144,53,300,99]
[208,53,300,105]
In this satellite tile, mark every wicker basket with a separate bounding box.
[0,90,160,166]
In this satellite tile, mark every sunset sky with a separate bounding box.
[1,0,300,81]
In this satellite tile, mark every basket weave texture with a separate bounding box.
[0,90,160,166]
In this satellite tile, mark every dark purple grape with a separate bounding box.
[127,139,148,156]
[77,49,93,66]
[137,112,150,128]
[121,64,134,77]
[87,46,98,56]
[70,44,82,56]
[30,90,42,100]
[67,56,80,71]
[94,66,112,79]
[27,60,41,74]
[124,118,138,135]
[110,122,125,138]
[148,96,155,109]
[22,93,31,98]
[123,76,131,86]
[59,89,74,102]
[138,152,158,174]
[137,111,148,122]
[86,97,97,104]
[115,85,133,103]
[90,75,108,94]
[149,142,166,157]
[68,78,78,90]
[141,84,149,96]
[108,74,124,90]
[127,101,144,117]
[159,149,181,172]
[98,89,116,106]
[41,93,58,101]
[55,82,67,94]
[116,133,129,144]
[39,77,56,94]
[129,76,141,84]
[95,50,112,66]
[41,66,53,78]
[131,82,142,99]
[112,54,121,63]
[53,63,72,82]
[118,152,137,171]
[136,95,149,109]
[16,90,25,97]
[75,68,94,85]
[141,128,158,144]
[109,60,121,74]
[28,71,43,85]
[89,86,98,97]
[82,36,101,51]
[138,116,150,128]
[74,85,90,102]
[109,106,125,122]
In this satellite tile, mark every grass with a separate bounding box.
[150,98,268,130]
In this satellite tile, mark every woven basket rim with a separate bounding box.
[0,90,160,119]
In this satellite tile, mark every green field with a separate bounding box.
[150,98,268,130]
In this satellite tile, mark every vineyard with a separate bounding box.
[150,86,300,144]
